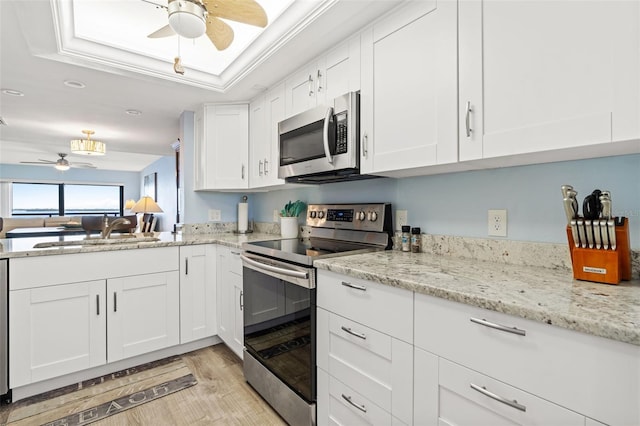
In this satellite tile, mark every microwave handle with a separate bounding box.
[323,107,334,164]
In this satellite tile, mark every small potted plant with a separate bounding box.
[280,200,306,238]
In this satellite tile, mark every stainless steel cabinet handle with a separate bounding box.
[308,75,313,96]
[470,383,527,412]
[341,326,366,340]
[341,394,366,413]
[241,164,245,179]
[96,295,100,316]
[470,317,526,336]
[322,107,334,164]
[361,132,368,157]
[316,69,322,93]
[465,101,473,137]
[240,290,243,310]
[341,281,366,291]
[259,160,264,176]
[264,158,269,175]
[185,258,189,275]
[113,292,117,312]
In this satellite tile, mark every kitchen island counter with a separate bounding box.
[0,231,280,259]
[314,250,640,346]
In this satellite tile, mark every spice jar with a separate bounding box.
[401,226,411,252]
[411,227,421,253]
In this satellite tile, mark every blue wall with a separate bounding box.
[0,163,141,203]
[140,156,177,232]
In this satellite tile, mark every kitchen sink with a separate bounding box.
[33,236,161,248]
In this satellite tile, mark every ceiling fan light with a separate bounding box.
[55,163,70,171]
[70,139,106,155]
[168,1,207,38]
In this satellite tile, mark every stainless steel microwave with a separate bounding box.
[278,92,372,183]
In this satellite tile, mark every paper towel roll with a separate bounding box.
[238,202,248,232]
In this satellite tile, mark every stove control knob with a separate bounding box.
[369,211,378,222]
[356,211,366,221]
[317,211,325,219]
[310,211,317,219]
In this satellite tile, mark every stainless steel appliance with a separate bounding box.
[241,203,393,425]
[278,92,378,183]
[1,259,9,404]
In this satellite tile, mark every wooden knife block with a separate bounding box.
[566,218,631,285]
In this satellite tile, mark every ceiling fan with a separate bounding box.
[144,0,268,51]
[20,153,97,171]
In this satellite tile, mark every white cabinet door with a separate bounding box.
[414,348,439,426]
[249,96,268,187]
[179,244,217,344]
[107,271,180,363]
[264,83,286,186]
[438,358,585,426]
[459,0,640,161]
[195,104,249,190]
[216,246,244,359]
[286,65,317,117]
[285,37,361,118]
[9,280,106,387]
[360,0,458,174]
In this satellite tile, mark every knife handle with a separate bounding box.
[593,220,602,249]
[576,220,586,248]
[570,220,580,248]
[599,220,609,249]
[607,219,616,250]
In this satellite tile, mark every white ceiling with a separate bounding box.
[0,0,401,172]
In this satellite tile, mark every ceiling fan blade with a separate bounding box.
[206,16,234,50]
[20,160,54,165]
[73,164,97,169]
[148,24,176,38]
[203,0,268,28]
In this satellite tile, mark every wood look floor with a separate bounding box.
[0,344,287,426]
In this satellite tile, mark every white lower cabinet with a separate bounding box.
[9,280,106,387]
[9,247,181,388]
[316,270,413,426]
[216,246,244,358]
[106,271,179,363]
[438,358,583,426]
[179,244,217,343]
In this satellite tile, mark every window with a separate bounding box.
[11,183,123,217]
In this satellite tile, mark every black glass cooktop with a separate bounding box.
[243,237,380,266]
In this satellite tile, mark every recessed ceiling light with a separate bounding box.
[2,89,24,96]
[63,80,86,89]
[126,109,142,116]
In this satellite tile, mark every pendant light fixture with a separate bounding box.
[70,130,106,156]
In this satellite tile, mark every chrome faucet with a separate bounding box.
[101,217,131,239]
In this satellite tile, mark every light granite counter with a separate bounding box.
[0,231,280,259]
[314,250,640,346]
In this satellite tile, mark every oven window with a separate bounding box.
[243,267,315,403]
[280,118,336,166]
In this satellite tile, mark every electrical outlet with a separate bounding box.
[488,209,507,237]
[273,209,280,222]
[396,210,408,231]
[208,209,221,222]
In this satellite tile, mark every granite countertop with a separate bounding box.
[0,231,280,259]
[314,251,640,346]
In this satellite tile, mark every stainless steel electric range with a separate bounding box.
[241,203,393,426]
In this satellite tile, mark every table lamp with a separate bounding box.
[131,196,163,233]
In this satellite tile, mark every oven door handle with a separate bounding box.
[322,107,334,164]
[241,255,309,279]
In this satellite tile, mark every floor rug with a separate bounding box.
[5,356,197,426]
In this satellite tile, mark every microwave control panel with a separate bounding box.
[335,112,348,154]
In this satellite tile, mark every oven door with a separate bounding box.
[241,253,316,403]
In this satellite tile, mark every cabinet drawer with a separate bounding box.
[415,293,640,426]
[439,358,584,426]
[317,270,413,343]
[317,308,413,425]
[317,369,395,426]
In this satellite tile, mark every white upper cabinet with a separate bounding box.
[249,83,286,189]
[360,0,458,175]
[194,104,249,190]
[459,0,640,161]
[285,35,361,118]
